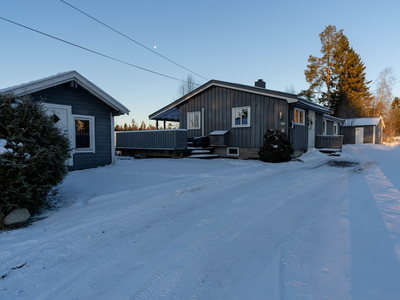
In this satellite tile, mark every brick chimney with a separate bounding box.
[255,79,266,89]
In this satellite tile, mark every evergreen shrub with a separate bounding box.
[258,129,293,163]
[0,93,71,221]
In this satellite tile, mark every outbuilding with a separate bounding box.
[342,117,385,144]
[0,71,130,170]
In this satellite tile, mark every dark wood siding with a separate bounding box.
[31,84,113,170]
[315,113,324,135]
[342,127,355,144]
[179,86,288,148]
[376,123,383,144]
[342,124,382,144]
[289,107,308,151]
[364,125,374,143]
[326,120,334,135]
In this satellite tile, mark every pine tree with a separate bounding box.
[331,35,372,118]
[304,25,343,107]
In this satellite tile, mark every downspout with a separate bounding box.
[202,108,205,137]
[110,113,115,164]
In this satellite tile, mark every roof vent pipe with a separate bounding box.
[255,79,266,89]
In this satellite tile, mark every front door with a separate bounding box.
[308,111,315,149]
[43,103,74,166]
[355,127,364,144]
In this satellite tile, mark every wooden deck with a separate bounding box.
[315,135,343,151]
[115,130,189,158]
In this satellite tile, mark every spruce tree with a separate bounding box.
[304,25,372,117]
[331,35,372,118]
[0,94,71,220]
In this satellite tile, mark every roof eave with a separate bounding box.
[1,71,130,116]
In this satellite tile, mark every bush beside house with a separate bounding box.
[259,129,293,163]
[0,93,71,228]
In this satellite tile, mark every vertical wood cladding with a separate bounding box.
[180,86,288,148]
[289,107,308,151]
[31,84,113,170]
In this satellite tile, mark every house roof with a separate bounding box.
[149,79,299,121]
[296,97,332,115]
[323,114,344,123]
[0,71,130,116]
[342,117,385,128]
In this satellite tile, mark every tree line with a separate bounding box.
[300,25,400,140]
[115,119,178,131]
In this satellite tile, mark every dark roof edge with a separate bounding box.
[149,79,298,120]
[296,97,332,114]
[323,114,344,123]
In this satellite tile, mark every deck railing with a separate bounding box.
[315,135,343,150]
[116,129,187,150]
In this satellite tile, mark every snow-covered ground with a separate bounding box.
[1,145,400,300]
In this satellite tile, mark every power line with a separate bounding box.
[60,0,208,81]
[0,16,199,84]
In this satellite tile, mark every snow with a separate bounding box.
[343,117,382,127]
[209,131,229,135]
[0,139,12,155]
[1,145,400,299]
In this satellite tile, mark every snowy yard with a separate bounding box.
[1,144,400,299]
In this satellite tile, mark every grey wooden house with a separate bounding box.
[148,79,341,159]
[342,117,385,144]
[0,71,130,170]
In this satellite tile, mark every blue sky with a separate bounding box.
[1,0,400,126]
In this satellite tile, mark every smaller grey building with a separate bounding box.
[342,117,385,144]
[0,71,130,170]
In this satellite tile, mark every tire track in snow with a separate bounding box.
[129,162,352,300]
[1,155,351,299]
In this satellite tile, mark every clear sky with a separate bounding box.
[1,0,400,126]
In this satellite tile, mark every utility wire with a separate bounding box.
[60,0,208,81]
[0,16,198,84]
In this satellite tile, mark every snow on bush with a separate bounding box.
[0,93,71,223]
[258,129,293,163]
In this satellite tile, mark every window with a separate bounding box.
[227,147,239,156]
[333,122,338,135]
[294,108,305,125]
[74,115,95,153]
[232,106,250,128]
[323,120,327,135]
[187,111,201,130]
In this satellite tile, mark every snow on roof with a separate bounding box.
[209,131,229,135]
[343,117,383,127]
[0,71,130,116]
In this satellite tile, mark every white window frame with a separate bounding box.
[323,120,327,135]
[73,115,95,153]
[187,111,201,130]
[294,108,305,126]
[227,147,239,156]
[232,106,251,128]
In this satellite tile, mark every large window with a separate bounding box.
[187,111,201,130]
[294,108,305,126]
[74,115,95,153]
[232,106,250,128]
